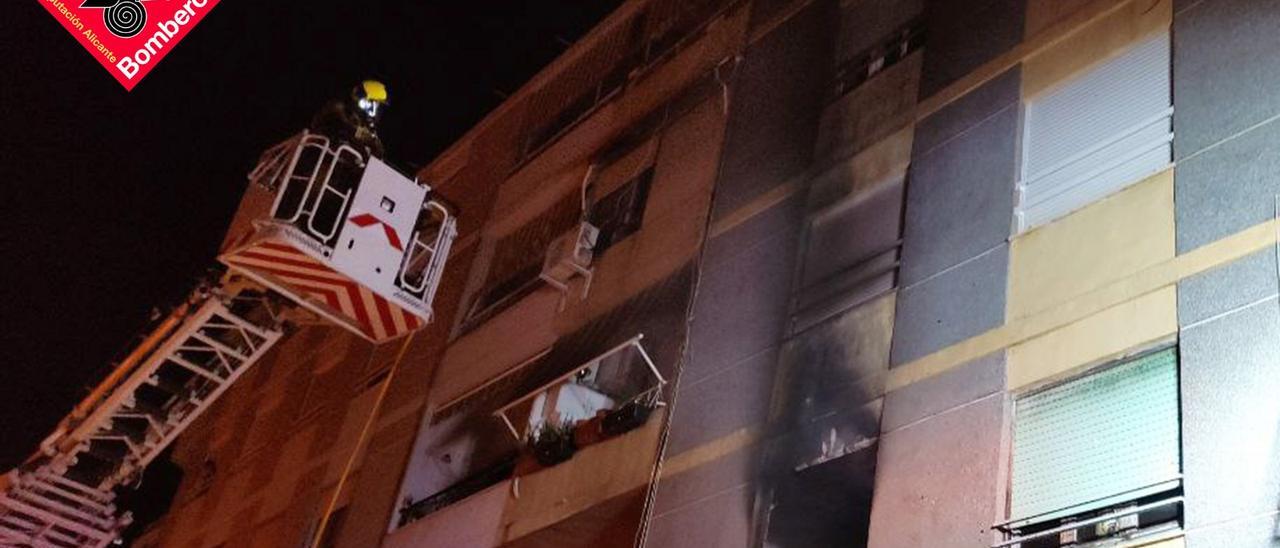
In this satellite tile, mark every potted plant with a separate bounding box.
[601,397,658,437]
[529,421,577,467]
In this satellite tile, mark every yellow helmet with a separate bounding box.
[353,80,389,123]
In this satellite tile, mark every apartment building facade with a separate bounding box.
[130,0,1280,546]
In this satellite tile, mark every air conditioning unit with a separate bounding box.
[540,222,600,306]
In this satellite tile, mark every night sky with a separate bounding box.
[2,1,622,470]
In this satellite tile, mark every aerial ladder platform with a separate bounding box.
[0,131,457,547]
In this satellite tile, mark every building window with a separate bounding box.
[1016,31,1172,232]
[792,178,904,332]
[828,16,925,102]
[462,193,581,327]
[589,166,654,253]
[998,347,1182,547]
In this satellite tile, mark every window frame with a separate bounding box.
[1013,30,1174,234]
[995,345,1184,547]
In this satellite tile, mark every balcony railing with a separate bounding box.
[992,483,1183,548]
[493,336,665,443]
[397,455,517,527]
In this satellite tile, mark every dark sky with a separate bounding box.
[1,1,622,469]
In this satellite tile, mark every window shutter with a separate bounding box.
[1017,31,1172,232]
[1010,348,1180,525]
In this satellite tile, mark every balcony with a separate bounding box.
[389,335,670,545]
[385,479,512,548]
[497,407,666,544]
[389,404,666,547]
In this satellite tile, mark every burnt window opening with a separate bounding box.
[829,16,925,103]
[590,166,655,254]
[764,447,877,548]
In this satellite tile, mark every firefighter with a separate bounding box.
[310,80,390,158]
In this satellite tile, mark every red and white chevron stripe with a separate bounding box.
[222,240,422,342]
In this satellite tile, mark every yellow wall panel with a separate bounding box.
[1023,0,1171,98]
[1025,0,1093,38]
[1009,170,1174,320]
[1125,536,1185,548]
[429,287,560,408]
[499,409,666,542]
[1008,286,1176,390]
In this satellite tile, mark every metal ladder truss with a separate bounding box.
[0,472,123,548]
[0,290,285,547]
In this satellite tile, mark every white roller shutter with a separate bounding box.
[1009,348,1180,526]
[1016,31,1172,232]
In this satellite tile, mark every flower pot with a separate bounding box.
[573,415,606,448]
[601,401,655,437]
[530,425,577,467]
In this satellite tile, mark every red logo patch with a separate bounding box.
[348,213,405,252]
[38,0,219,90]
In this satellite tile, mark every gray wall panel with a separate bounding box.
[900,105,1018,286]
[1174,0,1280,159]
[882,351,1006,432]
[1178,248,1278,327]
[1185,513,1280,548]
[1174,117,1280,253]
[666,348,779,457]
[684,227,795,386]
[867,393,1006,548]
[918,0,1026,99]
[892,244,1009,366]
[713,0,833,220]
[650,447,756,517]
[645,483,755,548]
[1181,298,1280,530]
[704,192,804,269]
[913,67,1021,158]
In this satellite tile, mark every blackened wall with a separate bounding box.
[644,1,834,546]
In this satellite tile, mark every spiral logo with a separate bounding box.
[104,1,146,39]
